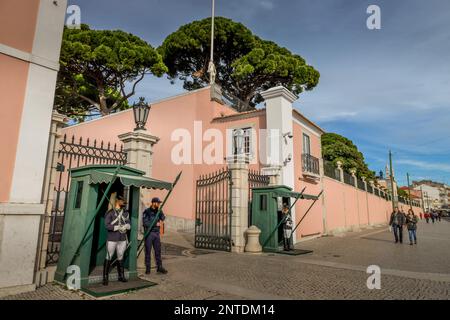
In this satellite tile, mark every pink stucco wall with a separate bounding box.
[322,177,421,233]
[63,88,206,220]
[62,88,267,222]
[0,55,30,202]
[0,0,40,53]
[292,121,324,239]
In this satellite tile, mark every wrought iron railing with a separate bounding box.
[343,171,355,186]
[324,161,341,181]
[357,178,366,191]
[302,154,320,175]
[46,135,127,265]
[195,168,233,252]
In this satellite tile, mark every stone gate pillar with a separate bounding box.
[262,166,282,186]
[118,130,159,227]
[227,155,250,253]
[119,130,159,270]
[35,111,67,286]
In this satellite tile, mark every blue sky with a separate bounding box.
[68,0,450,186]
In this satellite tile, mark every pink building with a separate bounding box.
[63,86,324,243]
[0,0,67,295]
[63,85,422,249]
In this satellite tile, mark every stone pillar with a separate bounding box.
[336,161,344,183]
[350,168,357,188]
[210,83,224,104]
[361,176,368,191]
[35,112,67,286]
[244,226,262,254]
[118,130,159,270]
[349,168,361,230]
[261,166,282,186]
[227,155,250,253]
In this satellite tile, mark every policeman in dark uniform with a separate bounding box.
[143,197,168,275]
[103,195,131,286]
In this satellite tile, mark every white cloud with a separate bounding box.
[396,159,450,173]
[259,1,274,10]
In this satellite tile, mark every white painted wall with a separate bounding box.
[262,86,297,189]
[0,0,67,295]
[9,0,66,203]
[261,86,298,242]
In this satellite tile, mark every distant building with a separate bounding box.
[412,180,449,210]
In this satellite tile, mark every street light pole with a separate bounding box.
[389,150,396,211]
[407,172,413,210]
[208,0,217,85]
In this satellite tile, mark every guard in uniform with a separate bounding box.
[143,197,168,275]
[281,204,294,251]
[103,195,131,285]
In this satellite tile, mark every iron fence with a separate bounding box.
[302,154,320,175]
[324,161,341,181]
[46,134,127,265]
[343,171,355,186]
[195,168,233,252]
[357,178,366,191]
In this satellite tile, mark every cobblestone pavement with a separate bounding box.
[2,219,450,300]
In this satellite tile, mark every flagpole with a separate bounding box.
[210,0,215,63]
[209,0,216,85]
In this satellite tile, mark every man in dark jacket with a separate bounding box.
[103,195,130,285]
[143,197,168,275]
[389,207,406,244]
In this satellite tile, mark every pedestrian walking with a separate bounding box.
[431,211,436,223]
[424,212,430,223]
[389,207,406,244]
[406,209,418,246]
[143,197,168,275]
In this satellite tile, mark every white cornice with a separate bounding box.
[261,86,298,103]
[0,43,60,72]
[293,118,322,138]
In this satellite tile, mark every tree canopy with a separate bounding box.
[321,133,376,180]
[55,24,167,120]
[158,17,320,112]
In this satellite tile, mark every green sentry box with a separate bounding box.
[251,185,293,252]
[55,165,172,289]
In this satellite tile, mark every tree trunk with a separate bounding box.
[98,86,110,116]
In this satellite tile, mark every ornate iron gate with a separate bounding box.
[248,170,270,226]
[195,168,232,252]
[46,135,127,265]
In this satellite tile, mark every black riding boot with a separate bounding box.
[103,259,111,286]
[157,265,168,274]
[117,260,128,283]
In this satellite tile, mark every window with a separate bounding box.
[303,133,311,155]
[232,127,252,156]
[74,181,84,209]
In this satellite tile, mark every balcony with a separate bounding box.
[302,153,320,178]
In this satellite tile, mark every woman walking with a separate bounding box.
[406,209,419,246]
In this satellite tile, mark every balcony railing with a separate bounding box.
[302,153,320,176]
